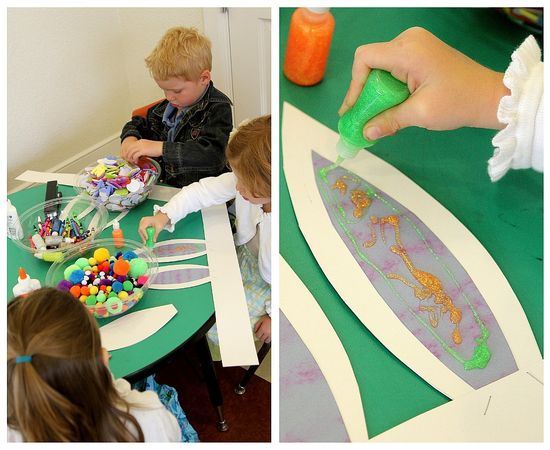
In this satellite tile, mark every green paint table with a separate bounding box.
[280,7,543,438]
[8,183,229,429]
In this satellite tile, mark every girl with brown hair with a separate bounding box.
[139,114,272,344]
[7,287,181,442]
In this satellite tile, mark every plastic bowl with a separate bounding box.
[75,156,161,211]
[12,195,108,263]
[45,238,158,318]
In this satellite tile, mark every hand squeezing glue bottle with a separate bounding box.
[336,69,410,161]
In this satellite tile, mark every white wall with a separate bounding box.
[7,7,205,192]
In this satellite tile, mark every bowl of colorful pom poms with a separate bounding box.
[45,238,158,318]
[75,156,161,211]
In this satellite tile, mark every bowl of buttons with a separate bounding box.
[45,238,158,318]
[12,195,108,263]
[75,156,161,211]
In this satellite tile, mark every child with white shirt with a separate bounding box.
[7,288,182,442]
[139,115,272,344]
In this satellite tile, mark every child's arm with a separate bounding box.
[137,172,237,243]
[254,315,271,344]
[338,27,510,140]
[120,115,164,163]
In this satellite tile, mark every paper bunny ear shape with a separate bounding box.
[149,264,210,290]
[282,103,541,401]
[136,239,207,262]
[100,304,177,351]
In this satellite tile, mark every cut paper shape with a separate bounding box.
[314,151,517,390]
[136,239,207,262]
[202,204,258,367]
[99,304,177,351]
[372,370,543,442]
[280,257,369,442]
[282,102,542,401]
[149,264,211,290]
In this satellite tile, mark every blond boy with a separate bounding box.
[121,27,233,187]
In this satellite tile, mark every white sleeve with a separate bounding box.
[488,35,543,181]
[153,172,237,232]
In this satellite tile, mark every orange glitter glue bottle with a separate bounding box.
[112,220,124,248]
[284,8,335,86]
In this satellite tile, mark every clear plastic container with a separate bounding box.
[75,156,161,211]
[12,195,108,263]
[45,238,158,318]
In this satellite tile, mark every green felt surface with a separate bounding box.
[7,184,214,379]
[280,7,543,437]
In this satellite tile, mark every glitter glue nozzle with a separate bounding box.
[337,69,410,160]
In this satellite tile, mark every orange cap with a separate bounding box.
[19,267,28,279]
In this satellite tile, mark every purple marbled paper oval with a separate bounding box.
[313,151,517,390]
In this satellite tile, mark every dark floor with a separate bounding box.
[155,347,271,442]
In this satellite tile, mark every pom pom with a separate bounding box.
[122,280,133,291]
[137,275,149,285]
[122,251,138,260]
[75,257,89,269]
[57,280,72,292]
[113,259,130,276]
[64,264,81,281]
[93,248,110,263]
[129,258,148,278]
[69,269,85,284]
[69,285,82,298]
[112,281,123,293]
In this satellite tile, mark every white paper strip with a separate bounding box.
[282,103,543,399]
[202,204,258,367]
[372,370,543,442]
[149,264,211,290]
[281,256,369,442]
[136,238,207,262]
[99,304,178,351]
[15,170,181,202]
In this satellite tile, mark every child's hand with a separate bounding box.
[338,27,510,140]
[138,212,170,244]
[254,315,271,344]
[121,138,163,164]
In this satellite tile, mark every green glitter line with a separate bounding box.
[317,163,491,370]
[331,170,490,347]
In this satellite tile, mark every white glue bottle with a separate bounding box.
[7,199,24,240]
[12,267,41,297]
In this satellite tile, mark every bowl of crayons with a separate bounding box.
[12,195,108,263]
[45,238,158,318]
[75,156,161,211]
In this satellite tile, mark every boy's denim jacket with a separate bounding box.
[120,82,233,188]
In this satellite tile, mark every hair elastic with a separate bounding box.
[15,355,33,364]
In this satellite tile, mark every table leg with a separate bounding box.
[196,335,229,432]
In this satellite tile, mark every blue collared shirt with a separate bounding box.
[162,87,209,142]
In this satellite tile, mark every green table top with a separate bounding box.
[280,7,543,437]
[7,184,215,380]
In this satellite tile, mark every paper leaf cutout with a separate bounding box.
[136,239,207,262]
[99,304,177,351]
[149,264,211,290]
[313,151,517,390]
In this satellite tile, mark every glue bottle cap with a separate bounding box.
[336,136,362,160]
[307,7,330,14]
[113,220,120,230]
[19,267,28,280]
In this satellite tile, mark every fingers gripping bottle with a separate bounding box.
[337,69,410,160]
[284,8,335,86]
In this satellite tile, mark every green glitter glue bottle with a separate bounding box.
[336,69,410,160]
